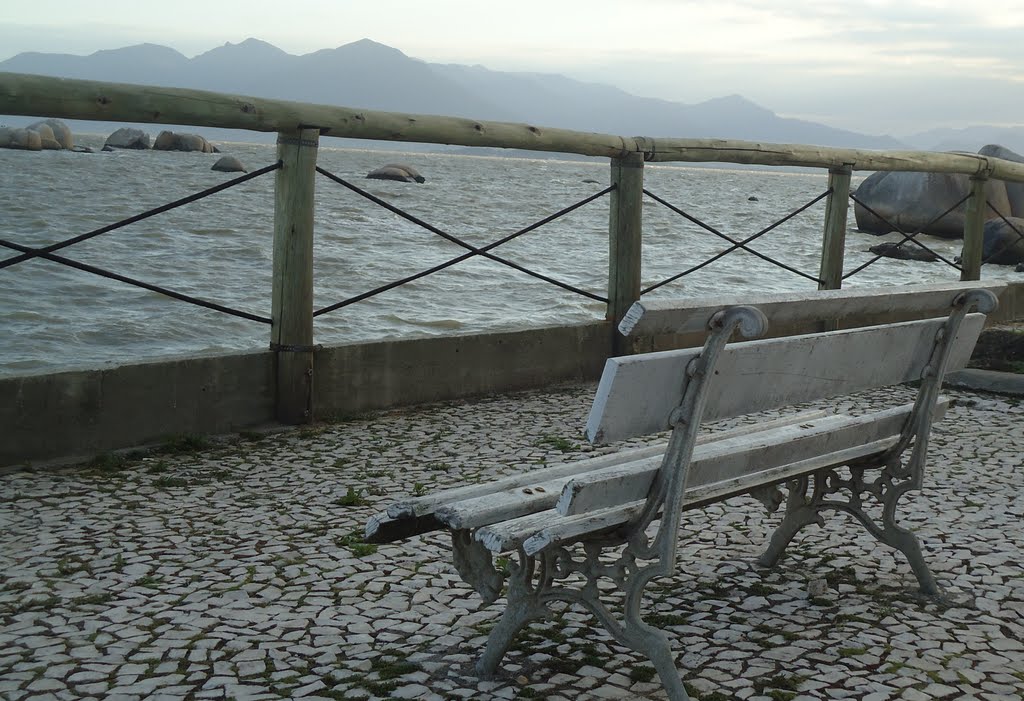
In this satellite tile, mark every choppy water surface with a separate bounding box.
[1,136,1016,377]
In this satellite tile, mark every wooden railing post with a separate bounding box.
[818,165,852,291]
[608,152,644,351]
[271,128,319,424]
[960,176,987,281]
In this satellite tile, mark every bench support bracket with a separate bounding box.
[476,545,695,701]
[758,288,998,595]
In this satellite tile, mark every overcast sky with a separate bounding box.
[2,0,1023,136]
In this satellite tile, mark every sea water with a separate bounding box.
[0,136,1014,377]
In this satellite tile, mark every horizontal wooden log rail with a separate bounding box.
[3,72,1024,181]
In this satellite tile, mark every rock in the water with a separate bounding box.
[26,118,73,149]
[0,119,74,150]
[979,144,1024,218]
[105,127,151,150]
[211,155,246,173]
[977,217,1024,265]
[869,241,939,262]
[854,144,1024,239]
[854,170,1011,239]
[367,164,425,183]
[29,122,61,150]
[153,130,216,153]
[4,128,42,151]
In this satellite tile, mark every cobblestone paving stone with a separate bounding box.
[1,382,1022,700]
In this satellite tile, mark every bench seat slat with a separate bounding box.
[587,315,982,445]
[427,413,845,534]
[365,511,440,544]
[478,501,647,554]
[503,437,900,556]
[433,471,647,531]
[563,400,946,516]
[368,410,832,543]
[386,409,830,520]
[385,444,667,520]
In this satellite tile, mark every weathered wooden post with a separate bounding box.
[959,176,987,282]
[818,165,853,291]
[817,165,853,331]
[608,152,644,353]
[271,128,319,423]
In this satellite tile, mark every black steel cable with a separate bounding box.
[314,168,611,315]
[641,188,828,294]
[843,192,966,278]
[0,161,282,271]
[0,238,271,324]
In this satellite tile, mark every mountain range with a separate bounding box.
[2,38,1022,154]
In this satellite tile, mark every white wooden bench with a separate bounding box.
[364,283,1000,701]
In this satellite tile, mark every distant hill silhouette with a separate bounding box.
[903,125,1024,157]
[1,38,909,150]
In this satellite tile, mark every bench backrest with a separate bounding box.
[586,313,986,445]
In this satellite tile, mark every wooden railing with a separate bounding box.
[3,72,1024,422]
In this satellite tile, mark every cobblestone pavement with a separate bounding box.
[2,383,1022,701]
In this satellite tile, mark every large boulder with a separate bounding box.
[854,144,1024,239]
[979,144,1024,218]
[26,119,73,149]
[854,170,1011,239]
[211,155,246,173]
[367,164,425,183]
[976,216,1024,265]
[153,130,216,153]
[105,127,151,150]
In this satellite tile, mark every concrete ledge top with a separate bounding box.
[946,368,1024,396]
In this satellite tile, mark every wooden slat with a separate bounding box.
[385,407,831,532]
[384,409,831,520]
[477,501,647,554]
[435,473,612,531]
[513,438,898,556]
[385,444,668,519]
[365,511,441,544]
[368,409,831,543]
[681,437,897,508]
[565,401,941,516]
[586,314,983,444]
[618,282,1006,337]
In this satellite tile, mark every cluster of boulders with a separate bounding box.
[0,119,246,172]
[855,144,1024,267]
[152,130,217,153]
[0,118,76,151]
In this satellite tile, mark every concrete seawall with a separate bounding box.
[1,323,612,469]
[3,281,1022,470]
